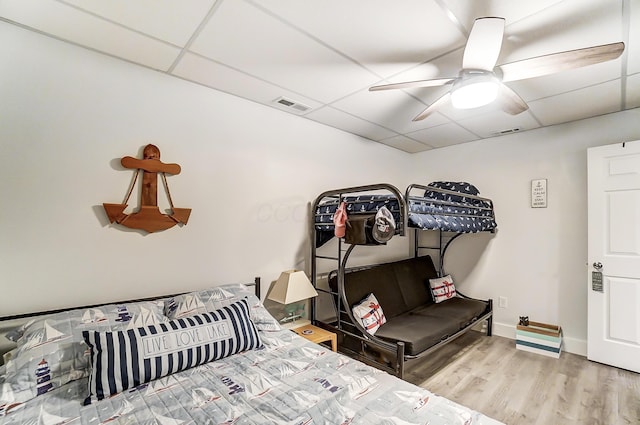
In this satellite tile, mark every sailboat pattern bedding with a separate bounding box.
[0,284,503,425]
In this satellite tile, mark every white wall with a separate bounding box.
[3,21,640,358]
[410,109,640,355]
[0,22,411,316]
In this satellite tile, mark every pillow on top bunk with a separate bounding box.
[352,293,386,335]
[164,284,281,331]
[0,300,167,409]
[424,181,480,203]
[426,181,480,195]
[428,275,457,303]
[83,298,262,402]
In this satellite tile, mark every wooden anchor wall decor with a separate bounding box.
[103,144,191,233]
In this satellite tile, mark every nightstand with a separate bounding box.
[292,324,337,352]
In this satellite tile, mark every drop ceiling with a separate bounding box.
[1,0,638,153]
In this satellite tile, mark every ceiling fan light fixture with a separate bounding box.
[450,72,499,110]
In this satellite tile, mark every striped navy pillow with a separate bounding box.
[82,298,262,402]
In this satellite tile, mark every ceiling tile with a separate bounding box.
[305,106,396,141]
[0,0,181,70]
[455,110,541,138]
[377,135,432,154]
[377,49,463,108]
[172,52,323,112]
[251,0,466,79]
[385,48,463,85]
[505,59,622,102]
[440,0,565,31]
[528,80,622,126]
[406,122,479,148]
[59,0,216,46]
[498,0,623,64]
[0,0,635,154]
[332,88,450,134]
[628,0,640,75]
[626,73,640,109]
[188,0,379,103]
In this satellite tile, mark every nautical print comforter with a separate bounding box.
[1,327,503,425]
[314,195,403,247]
[407,182,497,233]
[314,182,497,247]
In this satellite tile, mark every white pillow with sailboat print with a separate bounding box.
[1,300,167,409]
[164,283,281,331]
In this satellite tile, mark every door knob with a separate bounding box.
[593,262,603,270]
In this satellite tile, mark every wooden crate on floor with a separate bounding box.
[515,321,563,358]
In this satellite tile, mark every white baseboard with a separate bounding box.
[492,321,587,357]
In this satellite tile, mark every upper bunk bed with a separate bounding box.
[405,181,497,272]
[313,181,497,250]
[313,183,406,248]
[406,181,497,234]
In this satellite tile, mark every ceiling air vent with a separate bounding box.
[273,96,311,114]
[492,128,521,136]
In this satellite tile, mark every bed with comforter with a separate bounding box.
[0,283,502,425]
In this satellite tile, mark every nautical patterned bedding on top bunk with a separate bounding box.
[407,181,497,233]
[0,283,504,425]
[314,194,402,247]
[314,181,496,246]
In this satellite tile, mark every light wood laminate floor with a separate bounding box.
[405,332,640,425]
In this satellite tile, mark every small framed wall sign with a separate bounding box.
[531,179,548,208]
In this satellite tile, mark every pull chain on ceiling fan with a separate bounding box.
[369,17,625,121]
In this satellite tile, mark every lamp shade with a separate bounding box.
[267,270,318,304]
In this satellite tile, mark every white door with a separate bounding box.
[587,141,640,373]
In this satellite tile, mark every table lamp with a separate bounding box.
[267,270,318,328]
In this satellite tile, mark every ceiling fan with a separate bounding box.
[369,17,625,121]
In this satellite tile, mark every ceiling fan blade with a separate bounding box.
[462,17,505,71]
[369,78,455,91]
[497,84,529,115]
[413,92,451,121]
[498,42,625,83]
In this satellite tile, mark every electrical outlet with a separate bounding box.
[499,296,508,308]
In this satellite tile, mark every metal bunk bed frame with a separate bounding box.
[406,183,497,273]
[310,183,494,378]
[310,184,408,376]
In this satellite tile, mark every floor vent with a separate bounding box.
[273,96,311,114]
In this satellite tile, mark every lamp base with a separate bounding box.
[281,319,310,330]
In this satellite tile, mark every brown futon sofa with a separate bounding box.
[327,255,492,377]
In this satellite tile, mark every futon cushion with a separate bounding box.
[392,256,437,311]
[330,255,439,320]
[338,265,405,319]
[374,298,488,356]
[374,313,459,356]
[410,297,487,328]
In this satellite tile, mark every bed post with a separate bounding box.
[396,342,406,379]
[487,299,493,336]
[254,276,261,298]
